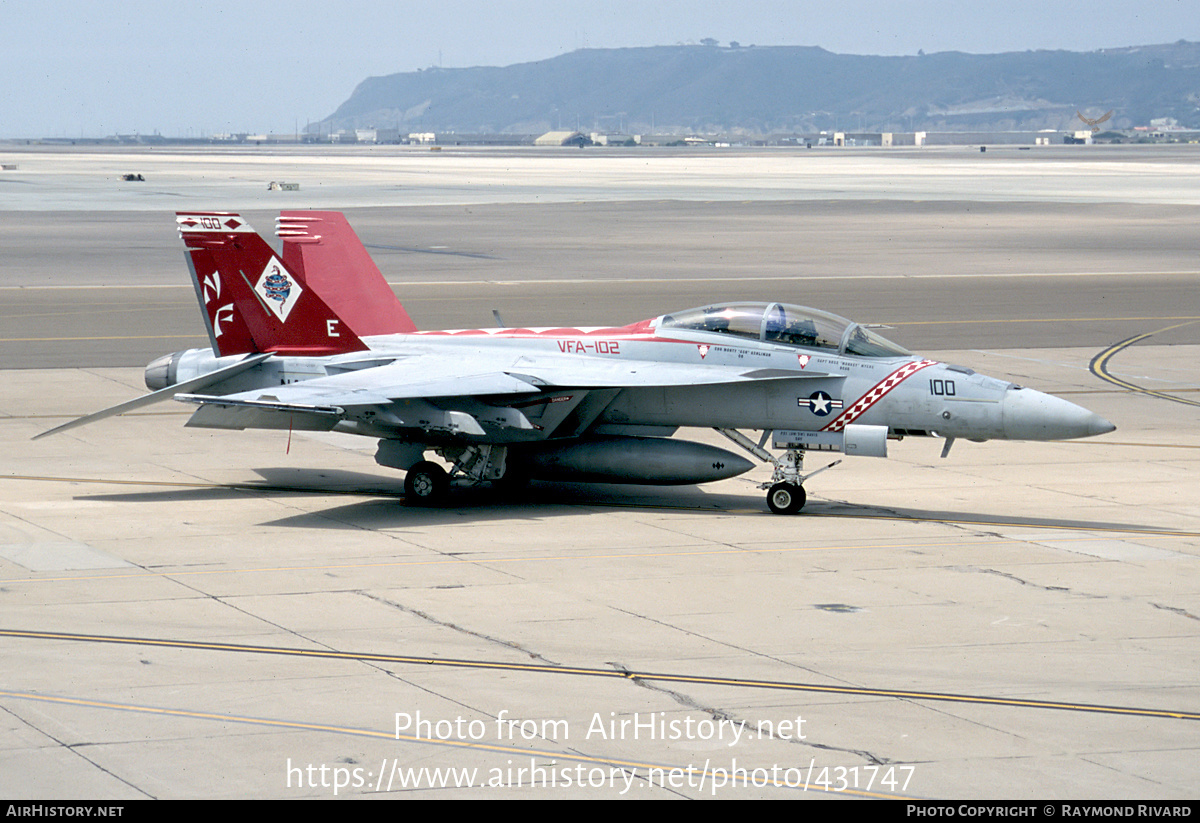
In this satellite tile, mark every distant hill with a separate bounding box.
[321,42,1200,135]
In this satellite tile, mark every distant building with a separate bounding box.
[590,133,639,146]
[535,131,588,147]
[355,128,400,144]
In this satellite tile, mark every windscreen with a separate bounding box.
[659,303,908,357]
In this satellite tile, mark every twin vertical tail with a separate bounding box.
[276,211,417,335]
[177,212,368,357]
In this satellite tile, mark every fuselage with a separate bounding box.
[149,302,1114,445]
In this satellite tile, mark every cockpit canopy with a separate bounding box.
[657,302,910,358]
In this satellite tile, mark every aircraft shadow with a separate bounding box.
[805,500,1169,535]
[78,466,1171,534]
[79,468,406,504]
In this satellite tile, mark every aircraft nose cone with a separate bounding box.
[1001,388,1115,441]
[1087,414,1117,437]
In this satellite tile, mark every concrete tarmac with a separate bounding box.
[1,146,1198,799]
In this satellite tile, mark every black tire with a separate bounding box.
[766,482,806,515]
[404,461,449,505]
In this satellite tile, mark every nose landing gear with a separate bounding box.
[715,428,840,515]
[767,482,806,515]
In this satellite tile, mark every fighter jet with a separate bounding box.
[38,211,1115,514]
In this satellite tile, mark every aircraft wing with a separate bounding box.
[187,355,834,407]
[177,355,840,435]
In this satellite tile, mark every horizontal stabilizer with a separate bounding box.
[33,354,271,440]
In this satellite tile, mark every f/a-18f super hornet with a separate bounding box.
[38,211,1115,514]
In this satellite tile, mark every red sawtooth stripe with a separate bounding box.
[821,359,938,432]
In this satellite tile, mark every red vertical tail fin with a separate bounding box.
[277,211,418,335]
[177,212,366,356]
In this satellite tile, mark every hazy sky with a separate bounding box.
[3,0,1197,138]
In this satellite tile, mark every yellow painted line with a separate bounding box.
[803,512,1200,537]
[5,412,189,422]
[0,335,206,343]
[0,284,194,291]
[7,272,1200,290]
[3,630,1197,724]
[1057,389,1200,396]
[1057,440,1200,449]
[892,315,1200,327]
[2,473,399,495]
[1089,321,1200,407]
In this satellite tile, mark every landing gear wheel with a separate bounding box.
[767,482,806,515]
[404,461,449,505]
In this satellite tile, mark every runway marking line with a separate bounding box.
[2,629,1197,724]
[1090,320,1200,407]
[10,412,189,422]
[12,270,1200,290]
[1056,439,1200,449]
[0,335,205,343]
[893,314,1200,328]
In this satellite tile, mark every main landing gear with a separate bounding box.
[403,460,449,504]
[401,445,508,506]
[715,428,840,515]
